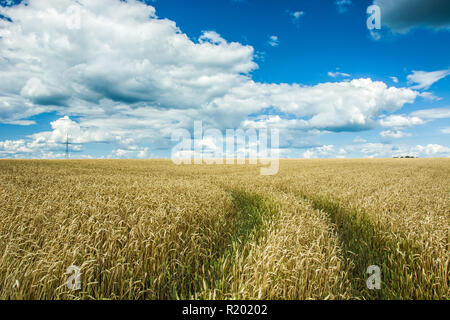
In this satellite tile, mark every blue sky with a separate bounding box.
[0,0,449,159]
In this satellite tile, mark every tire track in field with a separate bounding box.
[202,190,279,299]
[228,190,278,246]
[172,189,279,299]
[303,195,425,299]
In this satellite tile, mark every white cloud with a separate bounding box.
[328,71,351,78]
[289,10,305,25]
[414,144,450,156]
[110,146,149,159]
[0,115,105,158]
[30,116,114,144]
[233,78,418,132]
[198,31,227,45]
[0,0,427,158]
[407,69,450,90]
[0,0,257,124]
[350,142,450,158]
[303,145,347,159]
[0,0,419,133]
[0,139,32,156]
[419,92,442,101]
[0,115,151,158]
[441,128,450,134]
[410,107,450,119]
[390,76,399,83]
[267,35,279,47]
[378,107,450,131]
[379,115,425,128]
[380,130,411,138]
[335,0,352,13]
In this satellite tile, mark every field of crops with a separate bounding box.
[0,159,448,300]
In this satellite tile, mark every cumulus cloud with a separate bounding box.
[0,1,418,130]
[231,78,418,132]
[0,115,153,158]
[0,116,95,158]
[407,70,450,90]
[0,133,78,159]
[0,139,32,156]
[379,115,425,128]
[300,141,450,159]
[380,130,411,139]
[373,0,450,33]
[303,145,347,159]
[0,0,256,123]
[29,116,115,144]
[347,142,450,158]
[378,107,450,131]
[110,147,149,159]
[0,0,427,158]
[414,144,450,156]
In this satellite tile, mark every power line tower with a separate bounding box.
[64,134,72,159]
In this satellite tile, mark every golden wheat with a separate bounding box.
[0,159,448,299]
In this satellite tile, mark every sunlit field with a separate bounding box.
[0,159,448,300]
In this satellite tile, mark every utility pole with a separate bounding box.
[64,134,71,159]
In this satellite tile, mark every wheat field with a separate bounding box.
[0,159,448,300]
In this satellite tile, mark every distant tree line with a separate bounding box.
[393,156,417,159]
